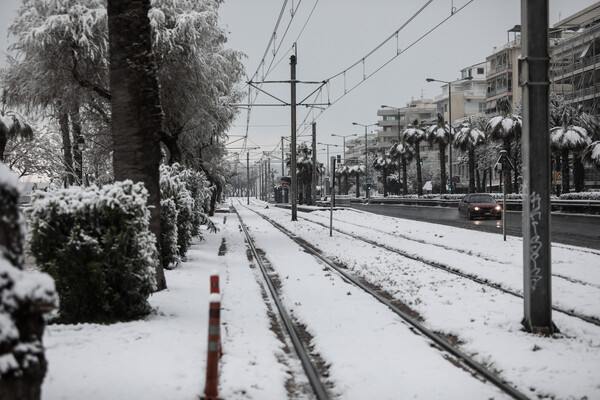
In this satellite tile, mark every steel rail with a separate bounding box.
[301,211,600,327]
[239,203,533,400]
[232,207,330,400]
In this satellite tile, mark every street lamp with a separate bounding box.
[381,104,417,141]
[425,76,473,194]
[331,133,357,165]
[352,122,378,200]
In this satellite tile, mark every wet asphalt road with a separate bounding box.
[349,203,600,250]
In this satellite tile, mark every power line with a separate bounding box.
[297,0,475,136]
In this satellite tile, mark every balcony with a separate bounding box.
[487,63,513,77]
[553,53,600,78]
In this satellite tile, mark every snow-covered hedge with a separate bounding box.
[27,181,157,323]
[0,163,57,396]
[559,191,600,200]
[159,164,216,268]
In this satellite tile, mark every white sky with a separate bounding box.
[1,0,598,167]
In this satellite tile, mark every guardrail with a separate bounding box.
[353,197,600,214]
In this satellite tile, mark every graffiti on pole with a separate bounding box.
[529,191,543,291]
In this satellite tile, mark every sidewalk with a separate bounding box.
[41,213,288,400]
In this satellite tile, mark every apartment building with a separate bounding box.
[375,98,437,150]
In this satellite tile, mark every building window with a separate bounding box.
[477,67,484,74]
[383,126,392,132]
[444,104,448,112]
[383,115,396,121]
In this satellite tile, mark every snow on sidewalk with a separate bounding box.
[42,216,289,399]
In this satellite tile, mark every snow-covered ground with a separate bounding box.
[41,201,600,399]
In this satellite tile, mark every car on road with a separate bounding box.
[458,193,502,220]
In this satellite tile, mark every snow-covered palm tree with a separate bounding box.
[485,97,521,193]
[348,164,365,198]
[426,113,453,195]
[389,142,413,195]
[372,152,395,197]
[0,91,33,162]
[402,120,426,196]
[551,117,592,193]
[582,141,600,169]
[454,118,486,193]
[336,164,351,195]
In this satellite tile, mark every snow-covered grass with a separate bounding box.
[40,200,600,399]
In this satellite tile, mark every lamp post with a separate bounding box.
[317,142,339,196]
[331,133,357,164]
[352,122,378,200]
[425,76,472,194]
[381,104,417,141]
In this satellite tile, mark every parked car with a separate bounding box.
[458,193,502,220]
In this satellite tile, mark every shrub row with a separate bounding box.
[159,163,216,268]
[28,181,157,323]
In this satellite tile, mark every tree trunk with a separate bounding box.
[415,144,422,196]
[468,148,475,193]
[402,158,408,195]
[355,174,360,198]
[503,138,513,194]
[70,105,84,185]
[108,0,166,290]
[476,167,481,193]
[383,168,388,197]
[342,175,348,195]
[439,144,446,195]
[0,125,6,162]
[554,152,561,197]
[573,156,585,192]
[561,148,570,194]
[58,109,74,186]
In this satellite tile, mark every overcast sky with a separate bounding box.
[1,0,598,167]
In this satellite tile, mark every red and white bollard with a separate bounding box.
[202,272,222,400]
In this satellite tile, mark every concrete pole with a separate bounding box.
[246,152,250,205]
[290,54,298,221]
[521,0,555,334]
[312,123,317,205]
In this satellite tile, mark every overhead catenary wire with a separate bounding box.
[296,0,475,137]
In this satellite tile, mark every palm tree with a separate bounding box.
[485,97,521,193]
[107,0,166,290]
[426,113,453,195]
[454,118,486,193]
[348,164,365,198]
[389,142,413,195]
[337,164,351,195]
[0,91,33,162]
[550,115,592,194]
[296,143,314,205]
[582,141,600,169]
[372,152,395,197]
[402,119,426,196]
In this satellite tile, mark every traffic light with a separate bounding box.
[419,160,423,166]
[367,184,371,191]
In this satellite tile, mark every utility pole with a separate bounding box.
[246,152,250,205]
[521,0,555,334]
[312,123,317,205]
[268,156,271,203]
[281,136,285,176]
[290,52,298,221]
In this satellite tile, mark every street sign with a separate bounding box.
[366,177,372,184]
[554,171,562,185]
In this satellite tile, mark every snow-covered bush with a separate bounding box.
[559,191,600,200]
[0,163,57,398]
[159,164,216,268]
[28,181,157,323]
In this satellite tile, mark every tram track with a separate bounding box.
[234,202,531,400]
[264,203,600,328]
[233,206,330,400]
